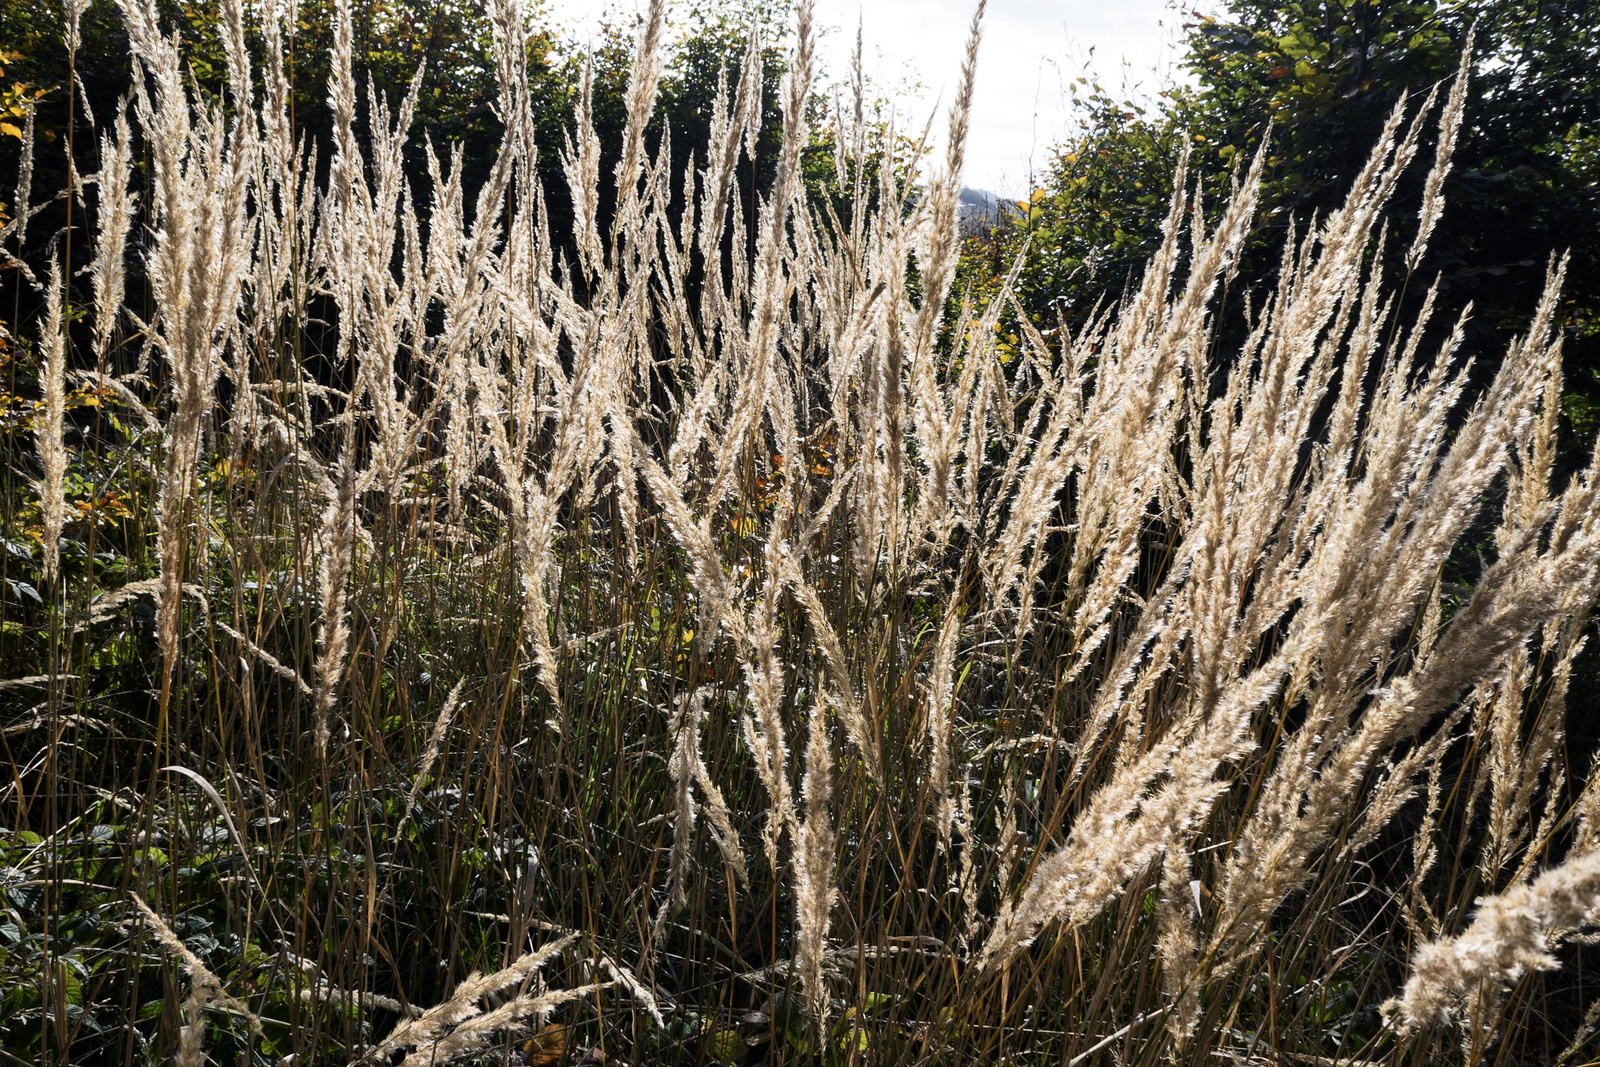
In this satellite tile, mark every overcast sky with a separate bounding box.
[544,0,1189,198]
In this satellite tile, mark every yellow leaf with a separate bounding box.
[0,122,21,140]
[703,1025,746,1064]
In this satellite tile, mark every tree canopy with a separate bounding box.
[960,0,1600,453]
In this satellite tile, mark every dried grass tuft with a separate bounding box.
[14,10,1599,1065]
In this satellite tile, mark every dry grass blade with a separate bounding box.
[795,682,836,1029]
[131,895,261,1031]
[1389,848,1600,1031]
[1406,25,1474,271]
[35,262,68,587]
[393,678,468,846]
[926,603,963,851]
[364,935,577,1064]
[395,985,606,1067]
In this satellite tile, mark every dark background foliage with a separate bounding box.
[961,0,1600,459]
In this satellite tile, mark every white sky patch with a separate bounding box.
[544,0,1191,198]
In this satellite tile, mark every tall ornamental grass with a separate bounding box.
[5,0,1599,1063]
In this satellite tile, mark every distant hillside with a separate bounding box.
[958,187,1009,232]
